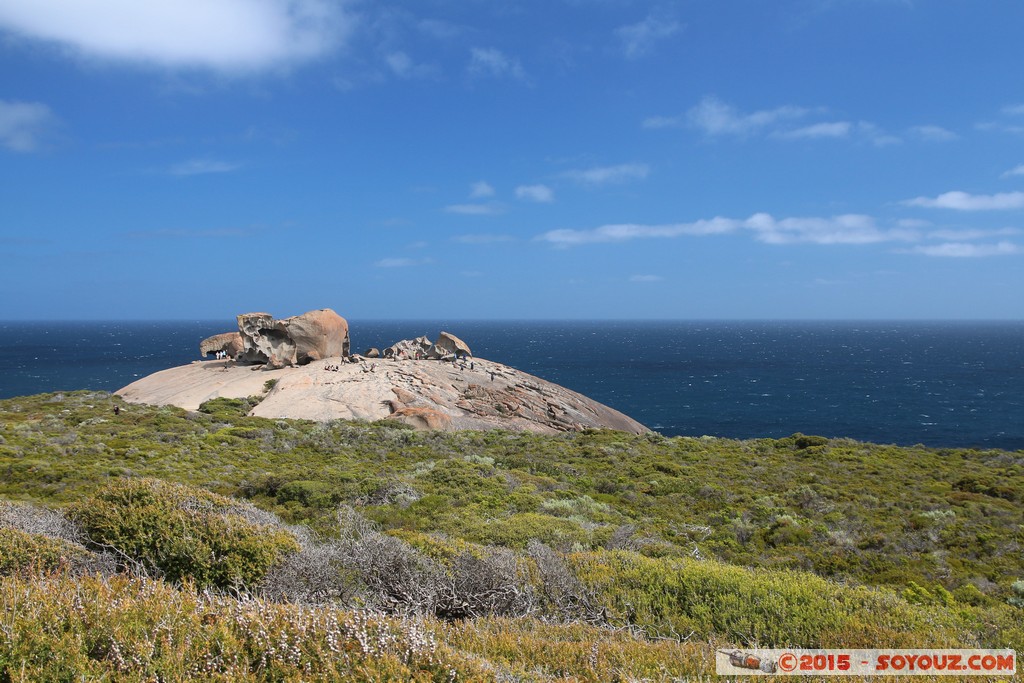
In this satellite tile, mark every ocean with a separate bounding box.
[2,320,1022,450]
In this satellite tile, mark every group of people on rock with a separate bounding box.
[213,350,231,360]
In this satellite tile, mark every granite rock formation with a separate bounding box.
[118,355,647,434]
[199,332,244,359]
[126,313,645,433]
[384,336,434,359]
[433,331,472,359]
[383,332,472,360]
[236,309,350,369]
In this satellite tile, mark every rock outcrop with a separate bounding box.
[384,336,433,360]
[199,332,244,359]
[384,332,472,360]
[123,312,646,434]
[236,309,350,369]
[433,331,472,359]
[117,355,647,435]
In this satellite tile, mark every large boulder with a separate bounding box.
[432,331,472,359]
[199,332,244,358]
[385,335,433,359]
[236,309,350,368]
[384,333,471,360]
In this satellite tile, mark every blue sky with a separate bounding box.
[1,0,1023,320]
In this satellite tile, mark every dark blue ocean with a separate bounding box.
[2,320,1022,450]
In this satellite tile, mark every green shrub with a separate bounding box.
[0,572,710,681]
[903,580,955,606]
[0,528,91,575]
[1009,580,1024,608]
[69,478,299,589]
[471,512,593,550]
[774,432,831,450]
[4,390,1024,618]
[570,550,973,648]
[276,479,338,508]
[197,396,260,420]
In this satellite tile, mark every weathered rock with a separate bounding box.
[121,317,646,434]
[433,331,472,359]
[199,332,244,358]
[237,309,350,368]
[118,354,648,434]
[385,336,433,359]
[386,406,452,430]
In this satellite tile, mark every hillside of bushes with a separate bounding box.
[1,390,1022,680]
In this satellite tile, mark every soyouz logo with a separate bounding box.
[715,649,1016,676]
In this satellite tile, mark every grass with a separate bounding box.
[1,390,1022,680]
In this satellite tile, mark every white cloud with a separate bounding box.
[928,228,1020,241]
[561,163,649,186]
[453,233,514,244]
[515,184,554,203]
[0,0,350,72]
[1001,164,1024,178]
[384,51,437,79]
[776,121,900,146]
[0,99,55,152]
[469,181,495,198]
[444,203,504,216]
[856,121,902,146]
[903,191,1024,210]
[678,96,809,136]
[468,47,526,81]
[909,125,958,142]
[539,217,739,246]
[650,96,897,145]
[977,105,1024,135]
[976,121,1024,136]
[777,121,851,140]
[374,256,431,268]
[641,114,685,129]
[417,18,464,42]
[538,213,918,247]
[909,241,1021,258]
[615,12,681,59]
[745,213,917,245]
[169,158,240,176]
[629,274,664,282]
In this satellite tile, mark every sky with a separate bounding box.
[1,0,1023,320]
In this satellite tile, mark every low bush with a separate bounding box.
[263,506,538,620]
[4,391,1023,604]
[0,528,91,575]
[68,478,299,589]
[570,550,982,648]
[0,572,712,681]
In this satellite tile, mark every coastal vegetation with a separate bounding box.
[1,390,1022,680]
